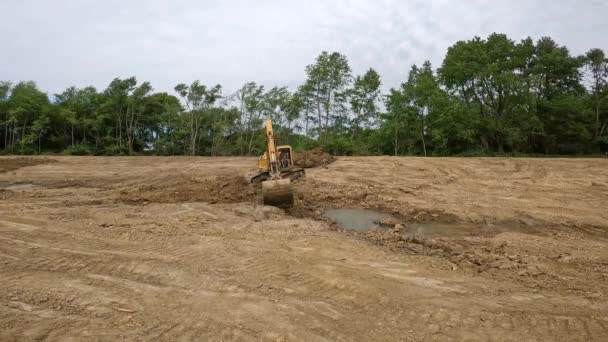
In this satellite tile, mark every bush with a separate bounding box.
[64,144,92,155]
[96,145,129,156]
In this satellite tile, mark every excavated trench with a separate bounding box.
[114,172,551,242]
[99,173,608,296]
[285,177,487,238]
[282,177,586,292]
[324,207,489,238]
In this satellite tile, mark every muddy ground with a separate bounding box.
[0,156,607,341]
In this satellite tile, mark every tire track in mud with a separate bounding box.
[236,244,607,341]
[0,216,244,322]
[3,237,606,340]
[0,216,225,263]
[1,269,199,341]
[1,237,179,294]
[133,320,256,342]
[237,248,366,300]
[397,302,606,341]
[136,322,205,341]
[3,156,608,341]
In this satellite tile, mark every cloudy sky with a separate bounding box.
[1,0,607,97]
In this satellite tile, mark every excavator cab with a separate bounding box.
[251,120,305,208]
[258,146,293,172]
[278,146,292,169]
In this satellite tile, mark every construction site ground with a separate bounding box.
[0,156,607,341]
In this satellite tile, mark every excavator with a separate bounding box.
[250,119,305,208]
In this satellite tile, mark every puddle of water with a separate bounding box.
[325,208,489,237]
[325,208,392,232]
[325,209,505,239]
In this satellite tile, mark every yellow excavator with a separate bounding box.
[250,119,305,208]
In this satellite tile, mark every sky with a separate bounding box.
[1,0,607,97]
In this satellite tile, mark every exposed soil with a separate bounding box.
[0,157,55,173]
[293,148,335,168]
[118,175,255,205]
[0,156,607,341]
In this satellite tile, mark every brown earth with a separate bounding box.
[293,148,335,168]
[0,156,607,341]
[0,157,55,173]
[118,175,255,205]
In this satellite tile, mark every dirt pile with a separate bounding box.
[0,157,55,173]
[119,175,255,205]
[293,149,335,168]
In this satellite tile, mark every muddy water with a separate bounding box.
[326,208,488,237]
[324,208,392,232]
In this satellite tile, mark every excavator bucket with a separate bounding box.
[262,179,294,208]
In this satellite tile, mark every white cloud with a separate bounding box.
[0,0,606,97]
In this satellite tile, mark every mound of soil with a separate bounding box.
[119,175,255,205]
[0,157,56,173]
[293,149,335,168]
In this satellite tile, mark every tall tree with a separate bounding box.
[174,81,222,155]
[100,77,137,150]
[296,82,316,137]
[1,32,605,156]
[585,48,608,143]
[139,92,182,154]
[55,86,102,147]
[0,81,12,151]
[304,51,352,143]
[384,88,422,156]
[124,81,152,154]
[349,68,382,151]
[235,82,265,155]
[8,81,49,152]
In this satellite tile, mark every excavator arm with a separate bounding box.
[251,119,304,208]
[264,119,282,180]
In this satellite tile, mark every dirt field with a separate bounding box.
[1,156,607,341]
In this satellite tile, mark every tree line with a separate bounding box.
[1,33,607,156]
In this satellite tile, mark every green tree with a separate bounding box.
[349,68,382,153]
[585,48,608,145]
[304,51,352,143]
[139,92,182,154]
[8,81,49,152]
[296,82,316,138]
[55,86,102,147]
[0,81,12,151]
[124,81,152,154]
[384,88,421,155]
[174,81,222,155]
[440,34,531,152]
[101,77,137,150]
[263,86,294,137]
[530,38,587,153]
[29,113,50,153]
[236,82,265,155]
[531,37,584,100]
[205,107,240,156]
[1,33,605,156]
